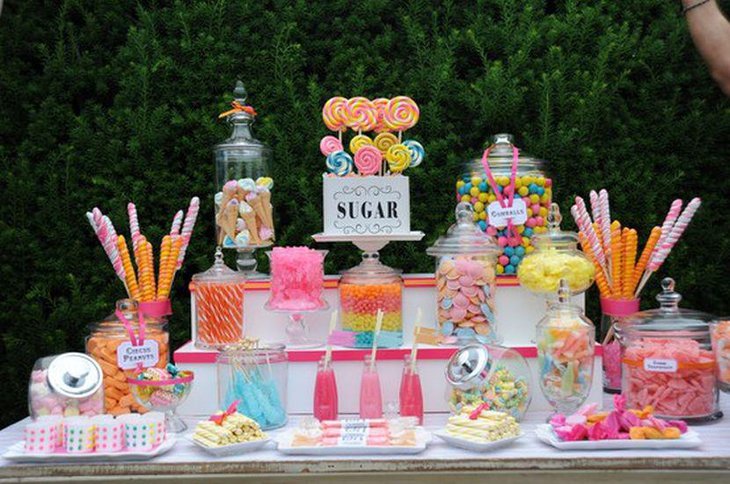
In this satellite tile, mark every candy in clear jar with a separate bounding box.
[427,202,500,344]
[456,134,551,275]
[710,317,730,392]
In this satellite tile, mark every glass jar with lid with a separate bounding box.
[28,353,104,419]
[86,299,169,415]
[339,252,403,348]
[217,343,288,430]
[445,343,532,421]
[616,278,721,422]
[710,316,730,392]
[191,247,246,349]
[426,202,500,344]
[456,134,551,275]
[214,80,275,276]
[518,203,595,296]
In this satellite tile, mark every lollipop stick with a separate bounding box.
[370,309,384,371]
[410,308,423,372]
[324,310,338,369]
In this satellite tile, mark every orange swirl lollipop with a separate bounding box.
[322,97,348,132]
[384,96,419,132]
[346,97,377,132]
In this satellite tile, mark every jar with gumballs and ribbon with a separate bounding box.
[456,134,552,276]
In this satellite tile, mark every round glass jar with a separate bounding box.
[191,247,246,349]
[518,203,594,296]
[217,344,288,430]
[339,252,403,348]
[456,133,551,275]
[86,299,169,415]
[710,317,730,393]
[426,202,500,344]
[616,278,721,422]
[28,353,104,419]
[445,343,532,421]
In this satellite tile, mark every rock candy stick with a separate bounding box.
[117,235,140,300]
[156,236,172,300]
[571,202,607,279]
[621,229,637,299]
[177,196,199,269]
[169,210,184,236]
[649,197,701,272]
[598,189,613,274]
[579,233,610,298]
[127,202,142,252]
[632,226,661,298]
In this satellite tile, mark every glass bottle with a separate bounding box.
[399,355,424,424]
[214,80,274,276]
[313,356,338,421]
[359,355,383,419]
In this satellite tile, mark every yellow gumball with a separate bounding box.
[522,236,531,247]
[536,177,545,186]
[478,192,489,203]
[473,212,480,222]
[539,207,548,217]
[514,178,523,188]
[518,186,529,197]
[526,245,535,254]
[530,194,540,204]
[456,180,465,189]
[541,193,550,204]
[527,208,533,217]
[471,176,482,186]
[474,201,485,212]
[470,187,480,197]
[488,193,497,203]
[517,225,525,234]
[461,195,471,203]
[498,176,510,187]
[496,265,505,275]
[479,211,487,220]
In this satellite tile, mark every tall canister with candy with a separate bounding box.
[456,134,551,275]
[214,80,275,276]
[616,278,721,422]
[426,202,500,344]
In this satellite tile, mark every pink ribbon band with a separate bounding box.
[600,297,640,317]
[480,144,520,240]
[210,400,240,425]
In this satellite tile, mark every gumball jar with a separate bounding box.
[339,252,403,348]
[517,203,595,296]
[426,202,500,344]
[214,80,275,276]
[616,278,721,423]
[445,343,532,421]
[456,133,551,276]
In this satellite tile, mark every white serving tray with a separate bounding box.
[534,424,702,450]
[3,435,176,463]
[434,430,524,452]
[185,434,271,457]
[277,428,431,455]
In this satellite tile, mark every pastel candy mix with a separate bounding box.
[29,369,104,418]
[711,320,730,390]
[446,408,521,443]
[602,340,622,390]
[550,395,687,442]
[130,364,192,411]
[340,282,402,346]
[456,174,552,274]
[448,365,529,420]
[436,256,497,342]
[517,248,594,294]
[623,337,717,418]
[268,247,326,311]
[216,178,275,248]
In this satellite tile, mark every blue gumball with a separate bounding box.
[478,181,488,192]
[504,246,515,257]
[478,220,487,231]
[505,264,516,274]
[515,246,526,256]
[523,228,533,238]
[510,255,521,266]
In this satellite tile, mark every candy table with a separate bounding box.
[2,394,730,483]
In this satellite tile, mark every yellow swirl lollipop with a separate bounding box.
[386,143,412,173]
[349,134,373,155]
[374,132,398,154]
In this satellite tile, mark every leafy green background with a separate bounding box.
[1,0,728,427]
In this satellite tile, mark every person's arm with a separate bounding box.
[683,0,730,95]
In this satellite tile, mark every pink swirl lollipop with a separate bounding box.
[384,96,419,131]
[320,135,343,156]
[354,145,382,176]
[322,97,348,132]
[346,97,377,132]
[372,98,389,133]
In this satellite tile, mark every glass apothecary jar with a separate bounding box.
[426,202,500,344]
[616,278,721,422]
[710,317,730,393]
[217,344,288,430]
[214,80,275,276]
[86,299,169,415]
[339,252,403,348]
[191,247,246,349]
[456,134,551,275]
[518,203,594,296]
[28,353,104,419]
[445,343,532,421]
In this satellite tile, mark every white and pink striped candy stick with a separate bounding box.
[176,196,200,269]
[598,189,612,254]
[169,210,184,236]
[655,198,683,252]
[103,216,128,289]
[127,202,142,251]
[589,190,601,227]
[572,199,609,281]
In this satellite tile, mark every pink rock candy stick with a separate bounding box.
[268,247,326,311]
[648,197,701,272]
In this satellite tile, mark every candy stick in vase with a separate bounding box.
[360,310,384,419]
[401,308,425,423]
[314,311,340,421]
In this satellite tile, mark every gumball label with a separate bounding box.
[486,199,527,227]
[117,340,160,369]
[643,358,678,373]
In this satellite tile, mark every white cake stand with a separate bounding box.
[312,232,425,253]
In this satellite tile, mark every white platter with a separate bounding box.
[277,428,431,455]
[535,424,702,450]
[2,435,176,463]
[434,430,524,452]
[185,434,271,456]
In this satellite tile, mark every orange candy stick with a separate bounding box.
[632,226,661,297]
[580,233,610,298]
[144,239,156,300]
[158,236,182,300]
[135,237,155,302]
[117,235,140,300]
[610,221,622,298]
[622,228,637,299]
[156,236,172,300]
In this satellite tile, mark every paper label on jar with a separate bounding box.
[487,199,528,227]
[116,340,160,370]
[643,358,678,373]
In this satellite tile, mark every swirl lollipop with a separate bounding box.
[386,144,412,173]
[322,97,348,132]
[402,139,425,167]
[384,96,419,132]
[349,134,373,154]
[372,98,389,133]
[326,150,354,176]
[346,97,378,132]
[354,145,383,176]
[374,132,398,154]
[320,135,343,156]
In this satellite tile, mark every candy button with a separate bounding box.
[453,293,469,309]
[446,279,460,290]
[461,286,478,298]
[451,307,467,321]
[441,298,453,309]
[459,275,474,286]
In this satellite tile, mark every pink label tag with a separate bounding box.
[487,199,527,227]
[643,358,678,373]
[117,340,160,370]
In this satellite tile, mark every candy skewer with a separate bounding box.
[369,309,384,371]
[631,226,661,297]
[117,235,140,300]
[177,197,200,269]
[170,210,184,236]
[598,189,612,274]
[571,202,609,283]
[324,310,338,370]
[409,308,423,373]
[127,203,142,252]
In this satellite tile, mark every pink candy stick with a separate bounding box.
[598,189,612,256]
[169,210,184,236]
[177,196,200,269]
[127,202,142,251]
[655,199,683,251]
[648,197,701,272]
[589,190,601,228]
[572,200,606,268]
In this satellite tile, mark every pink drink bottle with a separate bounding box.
[313,357,338,421]
[359,355,383,419]
[399,355,424,424]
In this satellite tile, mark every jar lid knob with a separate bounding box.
[233,80,247,104]
[657,277,681,311]
[455,202,474,226]
[547,202,562,232]
[214,245,224,266]
[557,278,571,304]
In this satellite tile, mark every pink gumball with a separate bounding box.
[525,218,537,228]
[497,236,507,247]
[535,216,544,226]
[498,255,509,266]
[486,226,497,236]
[531,204,540,214]
[510,236,522,247]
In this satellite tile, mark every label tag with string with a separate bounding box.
[114,309,159,370]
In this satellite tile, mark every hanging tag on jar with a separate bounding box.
[116,340,160,370]
[643,358,678,373]
[487,199,528,227]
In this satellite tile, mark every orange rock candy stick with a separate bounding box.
[196,281,245,345]
[610,221,623,298]
[622,228,637,299]
[156,235,172,300]
[117,235,139,300]
[158,236,182,300]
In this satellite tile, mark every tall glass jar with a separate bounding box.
[616,278,721,422]
[456,134,551,275]
[426,202,500,344]
[86,299,169,415]
[217,344,288,430]
[214,80,274,276]
[191,247,246,349]
[339,252,403,348]
[599,298,640,393]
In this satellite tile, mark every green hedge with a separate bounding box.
[1,0,728,426]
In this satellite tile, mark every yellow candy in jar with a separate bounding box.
[518,247,595,294]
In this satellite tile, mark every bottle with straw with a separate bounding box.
[399,308,426,424]
[359,310,384,419]
[314,311,339,421]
